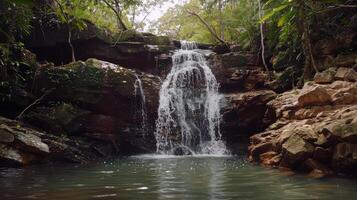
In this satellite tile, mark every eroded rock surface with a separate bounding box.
[248,77,357,176]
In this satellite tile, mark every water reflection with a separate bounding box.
[0,156,357,200]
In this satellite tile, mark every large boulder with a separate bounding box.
[25,59,161,154]
[298,85,332,107]
[0,116,109,166]
[314,68,336,84]
[280,133,315,167]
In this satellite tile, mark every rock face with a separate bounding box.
[207,50,275,153]
[248,76,357,175]
[208,52,267,92]
[221,90,276,147]
[26,21,174,73]
[0,116,108,166]
[30,59,161,154]
[0,58,162,167]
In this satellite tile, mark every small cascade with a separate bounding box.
[134,74,148,135]
[154,41,228,155]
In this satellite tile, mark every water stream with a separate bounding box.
[133,74,148,135]
[1,157,357,200]
[155,41,227,155]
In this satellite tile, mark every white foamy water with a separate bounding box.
[154,41,228,155]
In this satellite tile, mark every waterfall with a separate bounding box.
[134,74,148,135]
[154,41,228,155]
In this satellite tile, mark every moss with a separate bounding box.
[43,60,109,89]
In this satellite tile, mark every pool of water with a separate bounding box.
[1,155,357,200]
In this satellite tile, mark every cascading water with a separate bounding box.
[134,74,148,135]
[155,41,228,155]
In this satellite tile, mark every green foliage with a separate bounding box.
[52,0,90,31]
[154,0,259,47]
[0,0,33,42]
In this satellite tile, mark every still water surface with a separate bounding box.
[1,155,357,200]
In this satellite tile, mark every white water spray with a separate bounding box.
[154,41,228,155]
[134,74,148,134]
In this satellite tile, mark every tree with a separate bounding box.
[51,0,88,62]
[154,0,258,47]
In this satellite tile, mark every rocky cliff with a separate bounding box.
[248,68,357,177]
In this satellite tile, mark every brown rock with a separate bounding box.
[0,126,15,143]
[332,142,356,171]
[332,85,357,105]
[313,147,332,163]
[298,86,332,107]
[250,142,274,161]
[280,134,315,167]
[335,67,357,82]
[303,159,333,178]
[260,151,281,166]
[0,144,25,166]
[334,53,357,67]
[324,117,357,143]
[222,90,277,141]
[314,69,335,84]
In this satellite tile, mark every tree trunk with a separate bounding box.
[258,0,269,73]
[186,10,226,44]
[218,0,225,40]
[132,5,136,29]
[114,1,128,30]
[68,28,75,62]
[103,0,127,30]
[298,1,317,81]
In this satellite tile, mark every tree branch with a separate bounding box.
[102,0,128,30]
[16,89,54,120]
[185,10,226,44]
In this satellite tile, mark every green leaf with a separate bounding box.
[260,4,289,23]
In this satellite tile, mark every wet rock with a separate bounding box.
[332,142,357,172]
[260,151,281,166]
[222,90,277,144]
[0,144,26,166]
[313,147,332,163]
[0,117,49,166]
[0,128,15,143]
[249,142,274,161]
[302,158,333,178]
[172,146,193,156]
[280,134,315,167]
